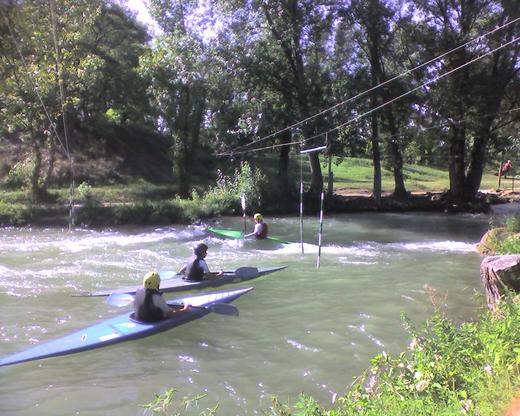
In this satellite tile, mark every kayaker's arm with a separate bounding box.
[168,303,190,317]
[204,270,224,279]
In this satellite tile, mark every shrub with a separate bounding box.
[5,159,33,189]
[0,201,32,225]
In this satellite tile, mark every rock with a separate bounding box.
[480,255,520,311]
[476,227,509,255]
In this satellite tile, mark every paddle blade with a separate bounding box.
[107,293,134,307]
[241,194,246,211]
[206,303,239,316]
[234,267,259,279]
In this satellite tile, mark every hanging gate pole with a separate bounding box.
[299,147,305,254]
[241,195,247,237]
[316,190,324,268]
[300,144,327,261]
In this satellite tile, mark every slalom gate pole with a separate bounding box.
[241,195,246,237]
[300,144,327,257]
[316,191,324,268]
[300,150,305,254]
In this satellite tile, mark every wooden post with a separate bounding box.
[497,152,505,190]
[316,191,324,268]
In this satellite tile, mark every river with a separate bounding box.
[0,211,498,415]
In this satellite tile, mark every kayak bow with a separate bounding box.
[0,287,253,368]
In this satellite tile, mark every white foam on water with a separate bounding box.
[389,240,476,253]
[0,226,206,254]
[286,339,320,353]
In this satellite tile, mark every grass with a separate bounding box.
[317,156,502,193]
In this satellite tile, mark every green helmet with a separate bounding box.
[143,271,160,290]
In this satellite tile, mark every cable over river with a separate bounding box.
[0,211,494,415]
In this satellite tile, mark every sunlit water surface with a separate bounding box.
[0,211,501,415]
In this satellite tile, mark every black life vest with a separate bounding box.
[185,256,204,281]
[134,287,164,322]
[256,222,268,239]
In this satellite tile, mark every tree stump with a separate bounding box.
[480,255,520,311]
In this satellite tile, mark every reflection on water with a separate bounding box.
[0,212,490,415]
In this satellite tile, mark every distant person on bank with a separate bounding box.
[179,243,223,281]
[495,159,513,176]
[134,271,189,322]
[244,213,268,240]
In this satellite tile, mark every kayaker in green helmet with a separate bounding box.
[179,243,223,282]
[245,213,268,240]
[134,271,189,322]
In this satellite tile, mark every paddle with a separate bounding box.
[159,266,259,281]
[241,195,247,237]
[106,293,239,316]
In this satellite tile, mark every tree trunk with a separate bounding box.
[30,136,43,200]
[307,151,323,198]
[42,135,56,192]
[371,112,382,205]
[448,125,466,203]
[385,115,407,199]
[278,130,291,191]
[464,121,492,200]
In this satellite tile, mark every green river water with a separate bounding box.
[0,210,505,415]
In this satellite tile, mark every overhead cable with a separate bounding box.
[221,16,520,156]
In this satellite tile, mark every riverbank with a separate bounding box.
[2,188,520,228]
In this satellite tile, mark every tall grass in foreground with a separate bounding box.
[489,216,520,255]
[142,295,519,416]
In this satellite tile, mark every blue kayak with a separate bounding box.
[74,265,286,297]
[0,287,253,368]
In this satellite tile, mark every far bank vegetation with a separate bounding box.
[1,0,519,226]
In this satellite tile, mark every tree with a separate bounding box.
[404,0,520,202]
[140,0,212,197]
[0,1,149,198]
[345,0,416,199]
[216,0,339,200]
[0,0,102,198]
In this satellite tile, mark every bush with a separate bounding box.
[0,201,33,225]
[4,159,33,189]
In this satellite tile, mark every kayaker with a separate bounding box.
[179,243,223,281]
[244,213,268,240]
[134,271,189,322]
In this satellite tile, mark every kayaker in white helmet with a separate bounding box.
[134,271,189,322]
[179,243,223,281]
[244,213,268,240]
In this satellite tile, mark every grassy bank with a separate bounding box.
[0,158,506,226]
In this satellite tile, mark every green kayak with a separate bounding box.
[207,227,290,244]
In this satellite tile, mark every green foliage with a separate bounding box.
[105,108,122,125]
[4,159,33,189]
[488,216,520,255]
[505,217,520,233]
[204,161,266,212]
[0,201,33,226]
[140,387,218,416]
[493,235,520,255]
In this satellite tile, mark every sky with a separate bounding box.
[124,0,160,34]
